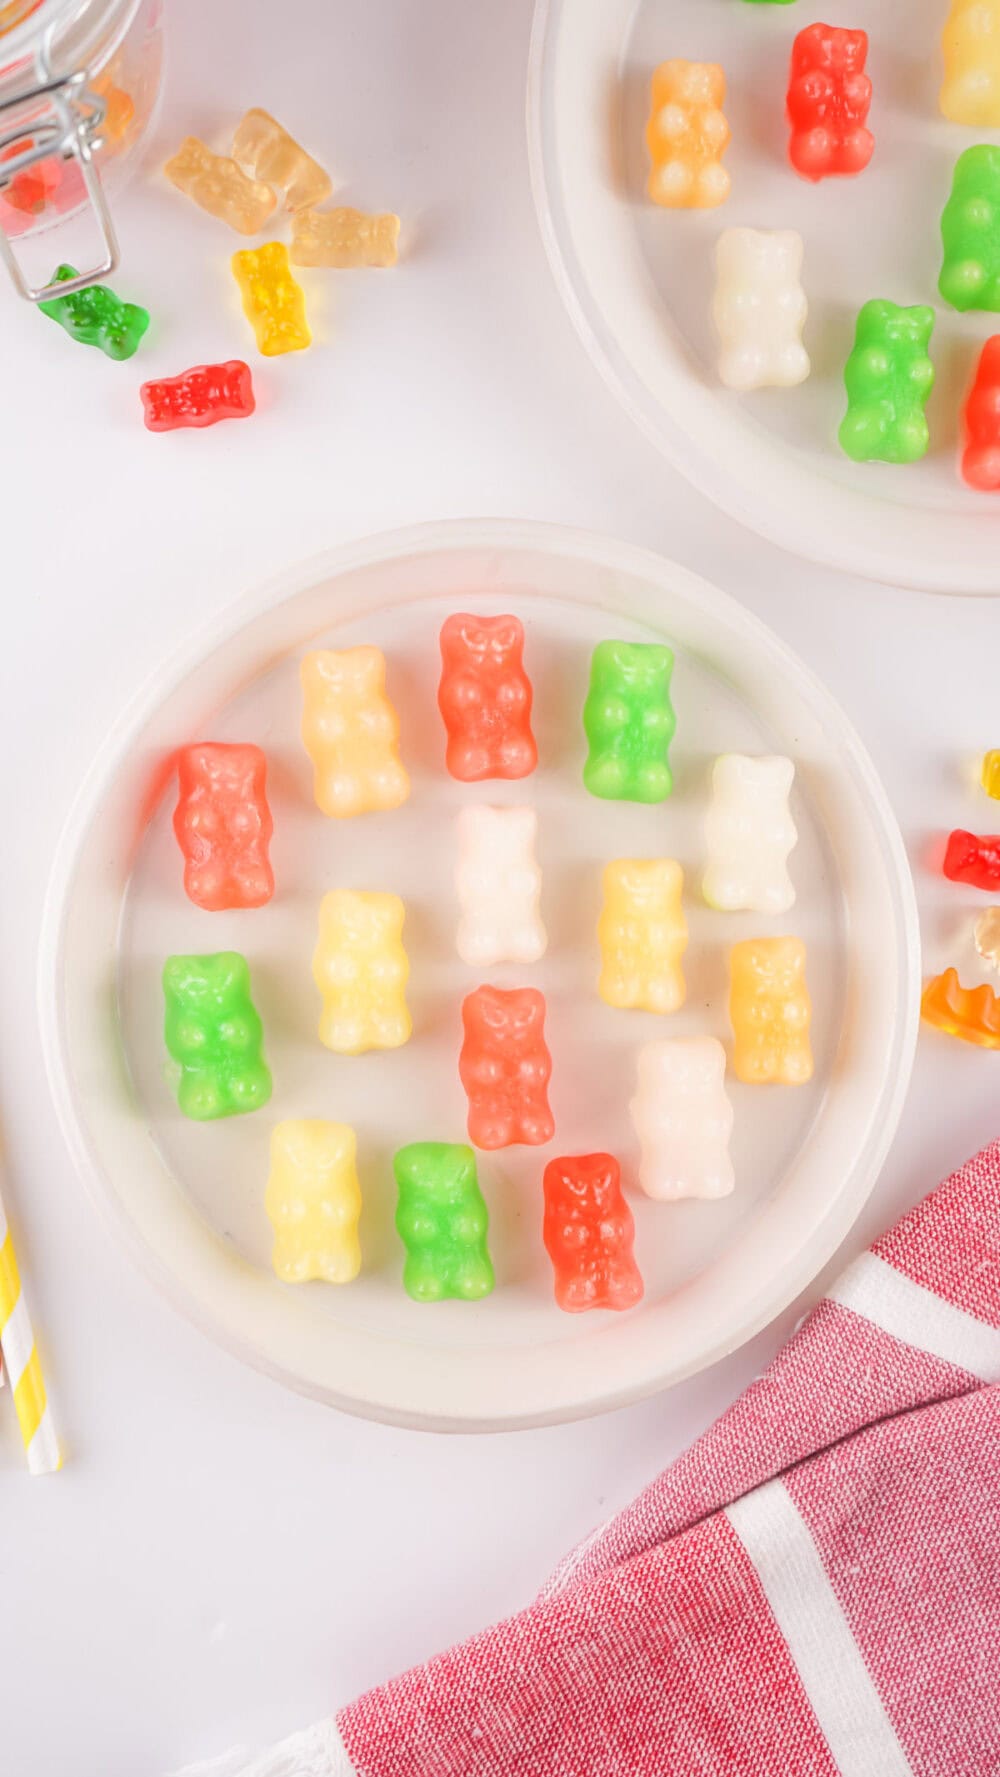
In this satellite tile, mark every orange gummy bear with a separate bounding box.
[646,60,731,210]
[921,967,1000,1048]
[729,935,813,1085]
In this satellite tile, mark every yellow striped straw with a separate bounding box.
[0,1185,60,1475]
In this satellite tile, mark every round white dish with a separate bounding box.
[40,520,920,1429]
[528,0,1000,594]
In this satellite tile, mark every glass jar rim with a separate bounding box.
[1,0,139,82]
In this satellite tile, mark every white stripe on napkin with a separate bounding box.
[727,1480,913,1777]
[828,1252,1000,1382]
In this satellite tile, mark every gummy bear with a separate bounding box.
[542,1153,643,1314]
[630,1038,735,1202]
[974,907,1000,969]
[141,361,255,433]
[310,888,408,1051]
[729,937,813,1085]
[291,207,401,268]
[173,742,274,911]
[164,136,277,234]
[941,0,1000,128]
[456,806,546,967]
[983,750,1000,798]
[583,641,676,804]
[839,300,935,465]
[703,754,797,915]
[394,1142,495,1302]
[460,985,554,1150]
[301,646,409,818]
[786,24,874,183]
[921,968,1000,1048]
[713,228,810,392]
[266,1120,362,1284]
[438,614,537,782]
[163,952,272,1121]
[960,337,1000,489]
[38,263,149,360]
[232,242,311,356]
[940,145,1000,312]
[598,859,687,1014]
[92,73,134,148]
[232,109,332,213]
[0,138,61,214]
[313,890,411,1055]
[943,828,1000,891]
[646,61,731,210]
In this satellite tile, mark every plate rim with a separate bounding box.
[37,517,922,1429]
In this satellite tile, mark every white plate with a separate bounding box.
[529,0,1000,594]
[40,520,919,1429]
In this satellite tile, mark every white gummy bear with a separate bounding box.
[456,805,546,966]
[703,753,797,915]
[631,1037,735,1202]
[713,228,810,392]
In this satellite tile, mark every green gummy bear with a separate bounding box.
[38,263,150,360]
[582,640,676,804]
[394,1142,495,1303]
[940,146,1000,312]
[838,300,935,465]
[163,952,272,1122]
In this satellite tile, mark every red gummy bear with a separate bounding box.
[542,1153,643,1314]
[962,337,1000,491]
[437,613,538,782]
[459,985,554,1150]
[943,829,1000,892]
[141,360,255,433]
[173,743,274,911]
[787,23,874,183]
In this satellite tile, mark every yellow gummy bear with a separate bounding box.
[301,646,409,817]
[313,890,412,1055]
[598,859,687,1013]
[941,0,1000,127]
[729,936,813,1085]
[266,1120,362,1284]
[231,241,311,356]
[164,136,277,234]
[983,748,1000,799]
[291,206,401,268]
[646,61,731,210]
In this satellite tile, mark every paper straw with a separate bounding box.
[0,1185,60,1475]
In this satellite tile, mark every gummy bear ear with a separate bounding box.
[457,617,487,655]
[491,619,521,656]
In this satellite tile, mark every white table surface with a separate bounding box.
[2,2,999,1771]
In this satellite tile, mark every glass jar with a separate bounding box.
[0,0,163,300]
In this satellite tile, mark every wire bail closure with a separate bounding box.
[0,68,119,301]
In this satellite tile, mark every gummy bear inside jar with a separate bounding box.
[0,0,164,252]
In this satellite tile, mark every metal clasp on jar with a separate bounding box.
[0,67,118,301]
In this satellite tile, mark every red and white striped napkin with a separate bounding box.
[179,1137,1000,1777]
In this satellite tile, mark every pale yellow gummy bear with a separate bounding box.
[313,890,412,1055]
[164,136,277,234]
[232,108,332,213]
[301,646,409,817]
[941,0,1000,127]
[598,859,687,1014]
[266,1120,362,1284]
[291,206,401,268]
